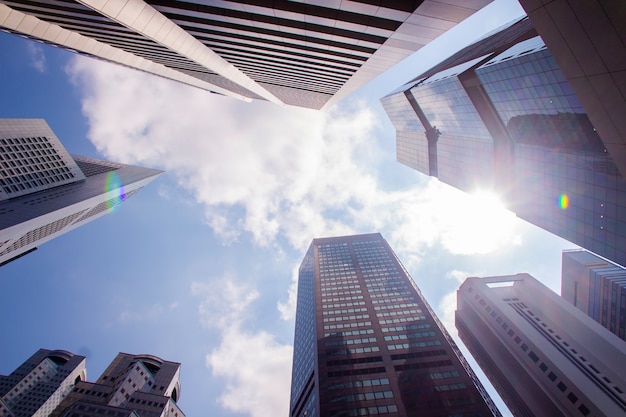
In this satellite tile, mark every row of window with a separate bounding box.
[325,337,377,347]
[328,404,398,416]
[330,390,393,403]
[328,377,390,390]
[383,331,436,341]
[324,329,374,338]
[387,340,441,350]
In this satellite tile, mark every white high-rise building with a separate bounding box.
[456,274,626,417]
[0,118,162,266]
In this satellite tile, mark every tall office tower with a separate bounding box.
[289,233,501,417]
[381,16,626,267]
[561,249,626,341]
[0,119,162,266]
[50,352,184,417]
[456,274,626,417]
[0,0,493,109]
[0,349,87,417]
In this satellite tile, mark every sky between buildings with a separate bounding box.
[0,1,577,416]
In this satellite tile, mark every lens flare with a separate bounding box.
[559,194,569,209]
[105,171,126,210]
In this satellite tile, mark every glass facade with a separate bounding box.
[381,17,626,267]
[289,233,501,417]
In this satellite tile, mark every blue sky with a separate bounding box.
[0,1,577,416]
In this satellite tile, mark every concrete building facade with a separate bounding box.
[456,274,626,417]
[562,249,626,341]
[0,349,87,417]
[50,352,184,417]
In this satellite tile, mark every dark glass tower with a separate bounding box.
[289,233,501,417]
[381,16,626,267]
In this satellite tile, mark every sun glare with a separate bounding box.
[438,188,518,255]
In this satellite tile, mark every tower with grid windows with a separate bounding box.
[289,233,501,417]
[50,352,184,417]
[0,118,162,266]
[0,349,87,417]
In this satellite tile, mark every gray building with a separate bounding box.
[51,353,184,417]
[562,249,626,342]
[0,0,492,109]
[0,118,162,266]
[456,274,626,417]
[0,349,87,417]
[290,233,500,417]
[381,16,626,267]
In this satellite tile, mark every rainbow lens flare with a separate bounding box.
[559,194,569,210]
[105,171,126,210]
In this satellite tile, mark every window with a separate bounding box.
[568,392,578,403]
[548,372,557,382]
[557,382,567,392]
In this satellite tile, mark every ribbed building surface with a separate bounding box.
[381,16,626,268]
[562,250,626,342]
[0,119,162,266]
[289,233,501,417]
[456,274,626,417]
[0,0,492,109]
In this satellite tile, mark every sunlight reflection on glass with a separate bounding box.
[105,171,126,210]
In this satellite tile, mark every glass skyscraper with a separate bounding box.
[381,16,626,267]
[0,0,492,109]
[0,119,162,266]
[289,233,500,417]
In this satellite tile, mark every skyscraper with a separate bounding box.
[561,249,626,341]
[0,118,162,266]
[50,352,184,417]
[456,274,626,417]
[381,16,626,267]
[289,233,500,417]
[0,349,87,417]
[0,0,493,109]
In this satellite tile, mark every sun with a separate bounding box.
[437,187,519,254]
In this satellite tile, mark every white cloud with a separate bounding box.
[446,269,471,284]
[26,42,46,72]
[68,57,525,416]
[438,290,459,339]
[67,56,521,259]
[192,276,292,417]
